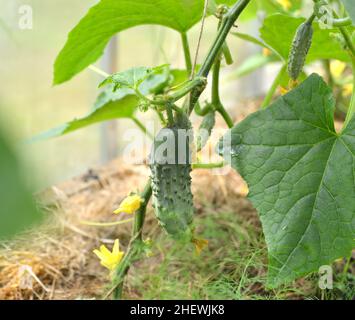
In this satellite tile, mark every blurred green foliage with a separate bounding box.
[0,122,42,238]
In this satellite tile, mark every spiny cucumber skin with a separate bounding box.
[287,21,313,80]
[149,114,194,238]
[150,163,193,237]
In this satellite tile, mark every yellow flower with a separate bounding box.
[330,61,346,79]
[239,183,249,197]
[262,48,272,57]
[93,239,124,271]
[279,86,289,95]
[276,0,292,10]
[114,194,143,214]
[192,238,209,256]
[343,83,353,96]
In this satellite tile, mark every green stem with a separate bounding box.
[111,181,152,299]
[339,27,355,57]
[155,109,167,125]
[337,20,355,130]
[194,102,213,116]
[212,43,234,128]
[217,104,234,128]
[108,0,252,300]
[181,32,192,74]
[342,253,352,278]
[323,59,334,88]
[332,16,352,27]
[192,161,225,169]
[198,0,251,78]
[170,77,207,102]
[165,102,175,125]
[189,0,251,113]
[343,57,355,129]
[212,58,222,106]
[222,42,234,65]
[132,182,152,237]
[132,117,154,139]
[261,64,286,109]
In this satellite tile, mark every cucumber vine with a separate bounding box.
[35,0,354,299]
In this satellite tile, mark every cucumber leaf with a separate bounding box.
[260,14,350,62]
[53,0,205,85]
[31,89,139,141]
[32,68,169,141]
[99,65,167,90]
[218,74,355,286]
[340,0,355,25]
[0,126,42,237]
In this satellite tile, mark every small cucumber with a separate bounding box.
[149,112,194,238]
[287,19,313,80]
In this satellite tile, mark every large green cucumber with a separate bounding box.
[149,112,194,238]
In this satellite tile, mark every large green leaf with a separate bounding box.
[341,0,355,25]
[260,14,350,62]
[218,74,355,286]
[32,89,139,141]
[0,126,42,238]
[54,0,205,84]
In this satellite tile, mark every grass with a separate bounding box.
[125,207,319,300]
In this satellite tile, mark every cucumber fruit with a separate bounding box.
[287,19,313,80]
[149,112,194,239]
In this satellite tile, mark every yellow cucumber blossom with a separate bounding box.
[192,238,209,256]
[343,83,353,97]
[114,194,143,214]
[330,61,346,79]
[276,0,291,10]
[279,86,290,95]
[93,239,124,271]
[262,48,272,57]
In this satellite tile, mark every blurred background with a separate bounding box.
[0,0,279,190]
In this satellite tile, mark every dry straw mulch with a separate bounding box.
[0,159,250,300]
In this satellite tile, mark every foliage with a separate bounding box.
[32,66,172,140]
[53,0,206,84]
[260,14,350,63]
[0,124,42,238]
[218,74,354,286]
[340,0,355,25]
[33,0,355,298]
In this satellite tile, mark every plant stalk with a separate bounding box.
[343,57,355,129]
[108,0,252,299]
[132,117,154,139]
[194,102,213,116]
[110,181,152,299]
[192,161,225,169]
[189,0,251,113]
[261,64,286,109]
[181,32,192,74]
[337,22,355,130]
[212,53,234,128]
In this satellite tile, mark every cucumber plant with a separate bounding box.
[36,0,355,298]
